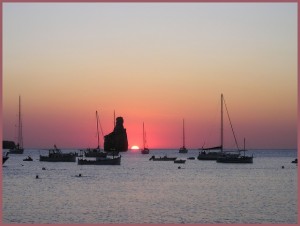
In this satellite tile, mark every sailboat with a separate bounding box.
[82,111,107,158]
[179,119,188,153]
[9,96,24,154]
[141,122,150,154]
[197,95,225,160]
[197,94,252,163]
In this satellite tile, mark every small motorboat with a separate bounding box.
[291,158,298,164]
[23,156,33,161]
[149,155,177,161]
[174,159,186,164]
[40,145,76,162]
[78,156,121,165]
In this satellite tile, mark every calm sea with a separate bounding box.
[2,149,298,224]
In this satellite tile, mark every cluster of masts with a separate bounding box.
[141,94,253,163]
[6,94,253,164]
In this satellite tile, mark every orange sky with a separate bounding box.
[3,3,297,149]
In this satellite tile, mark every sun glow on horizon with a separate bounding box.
[131,145,140,150]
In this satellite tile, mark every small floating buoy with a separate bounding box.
[178,166,181,169]
[36,175,39,179]
[42,167,46,170]
[282,166,284,169]
[78,173,81,177]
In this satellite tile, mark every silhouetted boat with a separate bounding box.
[78,156,121,165]
[149,155,177,161]
[214,94,253,164]
[174,159,186,164]
[217,139,253,164]
[198,94,240,161]
[179,119,188,153]
[291,158,297,164]
[187,157,195,160]
[106,149,119,156]
[3,152,9,164]
[9,96,24,154]
[141,122,150,154]
[197,147,226,160]
[217,154,253,163]
[82,111,108,158]
[23,156,33,161]
[84,148,108,157]
[40,145,76,162]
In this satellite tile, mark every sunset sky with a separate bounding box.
[3,3,297,149]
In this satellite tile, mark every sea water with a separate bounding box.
[2,149,298,224]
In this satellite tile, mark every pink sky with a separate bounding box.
[3,3,297,149]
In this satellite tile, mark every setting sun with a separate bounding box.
[131,145,140,150]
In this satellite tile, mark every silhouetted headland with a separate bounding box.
[104,117,128,152]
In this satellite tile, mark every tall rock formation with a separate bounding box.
[104,117,128,152]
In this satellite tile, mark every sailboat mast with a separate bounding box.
[96,111,100,149]
[243,138,246,156]
[221,94,223,152]
[183,119,185,147]
[18,95,23,148]
[143,122,145,149]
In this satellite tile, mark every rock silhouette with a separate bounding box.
[104,117,128,152]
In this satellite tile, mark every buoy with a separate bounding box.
[282,166,284,169]
[36,175,39,179]
[42,167,46,170]
[79,173,81,177]
[178,166,181,169]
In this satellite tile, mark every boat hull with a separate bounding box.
[151,158,176,161]
[23,158,33,161]
[149,156,177,161]
[179,148,188,153]
[197,152,239,160]
[174,160,186,164]
[39,155,76,162]
[141,148,150,154]
[77,156,121,165]
[216,156,253,163]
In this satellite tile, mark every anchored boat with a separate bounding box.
[179,119,188,153]
[78,155,121,165]
[149,155,177,161]
[82,111,107,158]
[141,122,150,154]
[40,145,76,162]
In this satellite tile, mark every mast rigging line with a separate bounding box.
[223,97,240,150]
[97,111,105,139]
